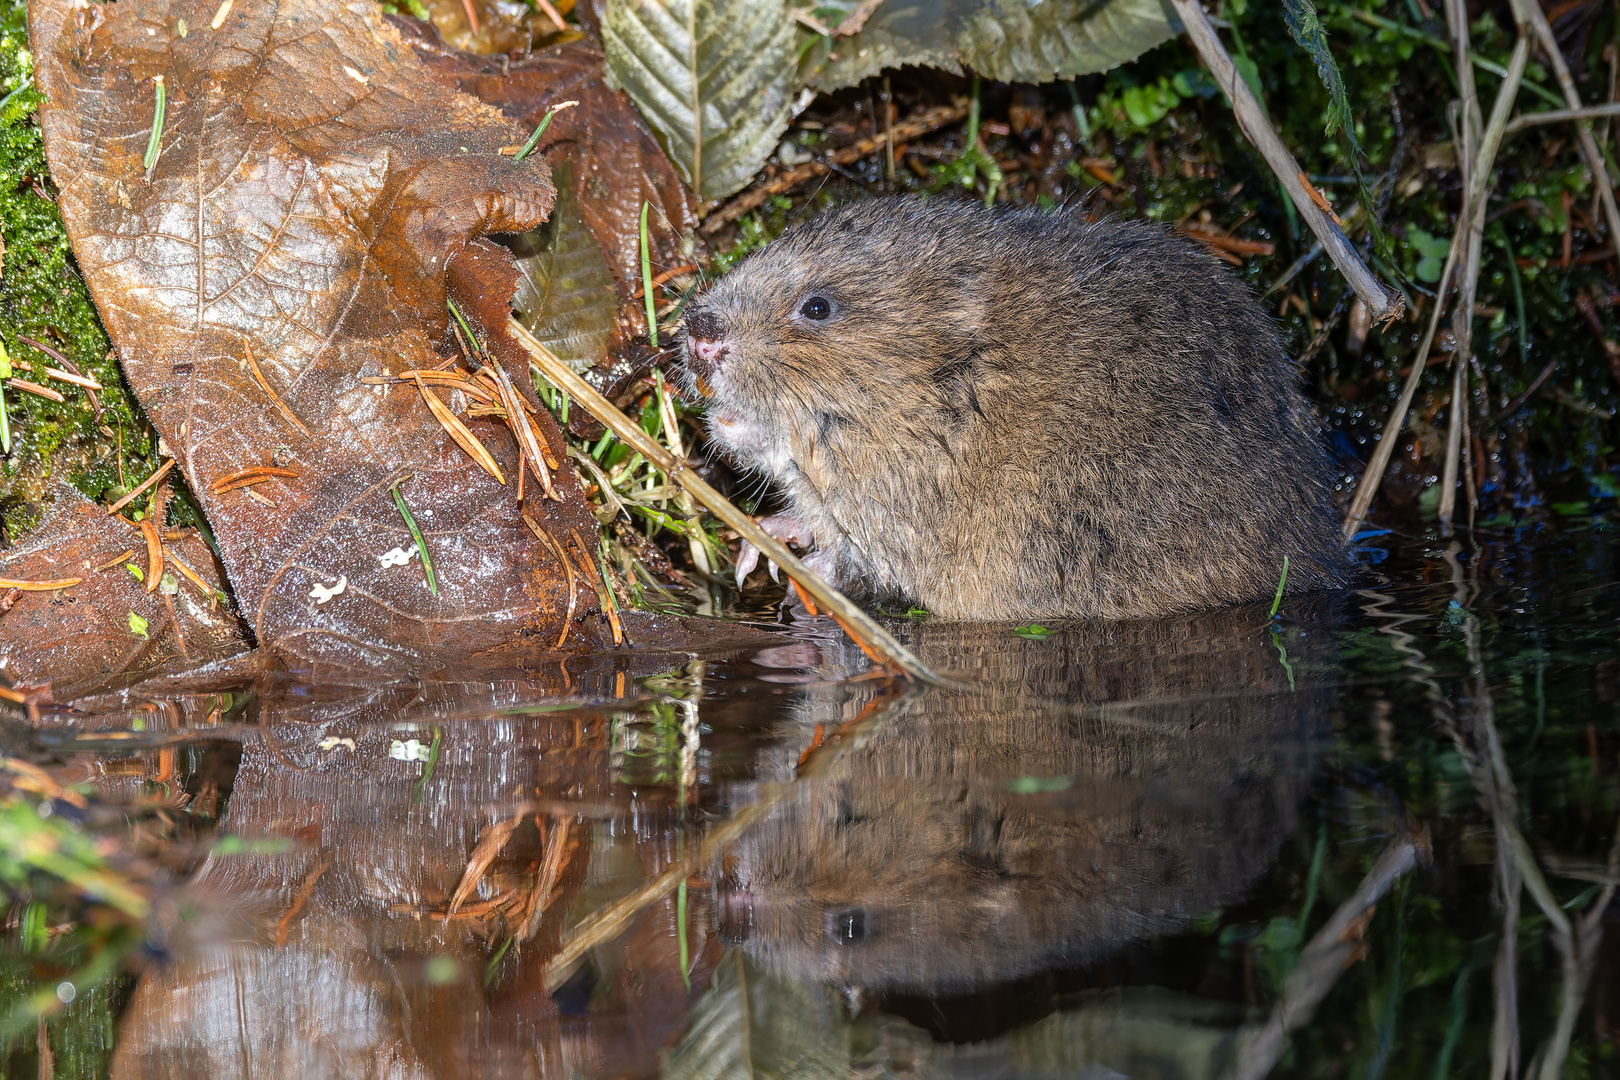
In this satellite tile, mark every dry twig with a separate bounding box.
[1169,0,1403,323]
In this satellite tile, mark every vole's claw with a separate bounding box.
[736,514,813,585]
[735,540,761,583]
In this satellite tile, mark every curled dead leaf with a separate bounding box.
[32,0,606,669]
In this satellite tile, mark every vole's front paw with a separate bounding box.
[734,513,815,583]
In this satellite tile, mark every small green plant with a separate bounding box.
[1012,624,1055,640]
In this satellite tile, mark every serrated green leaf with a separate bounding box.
[798,0,1180,93]
[602,0,797,201]
[511,161,619,374]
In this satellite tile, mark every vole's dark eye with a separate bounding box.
[800,296,832,320]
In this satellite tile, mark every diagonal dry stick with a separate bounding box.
[1345,28,1530,540]
[506,318,945,686]
[1522,0,1620,266]
[1169,0,1403,324]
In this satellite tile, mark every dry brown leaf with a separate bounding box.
[0,483,248,696]
[402,23,699,355]
[31,0,605,669]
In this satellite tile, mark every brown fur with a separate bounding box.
[680,197,1354,620]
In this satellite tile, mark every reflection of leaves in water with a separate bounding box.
[663,952,848,1080]
[511,161,619,374]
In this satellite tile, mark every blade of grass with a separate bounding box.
[1269,555,1290,618]
[410,727,442,805]
[640,201,659,347]
[143,75,165,171]
[389,476,438,596]
[509,99,578,162]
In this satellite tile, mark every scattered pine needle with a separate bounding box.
[138,518,163,593]
[244,342,313,439]
[209,466,299,494]
[0,576,83,590]
[274,860,330,946]
[524,514,577,647]
[488,360,557,500]
[446,817,523,919]
[520,817,577,941]
[107,459,176,516]
[94,549,136,572]
[411,374,506,484]
[534,0,568,32]
[6,379,64,403]
[165,549,214,601]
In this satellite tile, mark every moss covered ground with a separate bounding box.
[0,0,154,539]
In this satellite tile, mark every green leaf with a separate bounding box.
[602,0,797,201]
[1171,68,1218,99]
[799,0,1179,92]
[1121,78,1179,127]
[1012,624,1056,640]
[127,611,147,638]
[1409,228,1450,283]
[124,563,143,583]
[212,835,293,856]
[512,163,620,373]
[1003,775,1072,794]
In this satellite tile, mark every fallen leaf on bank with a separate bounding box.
[798,0,1179,92]
[510,160,623,373]
[30,0,604,670]
[0,484,248,697]
[402,24,698,371]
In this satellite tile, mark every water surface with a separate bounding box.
[3,526,1618,1079]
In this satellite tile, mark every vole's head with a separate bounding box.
[678,198,994,480]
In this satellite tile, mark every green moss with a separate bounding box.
[1,0,154,536]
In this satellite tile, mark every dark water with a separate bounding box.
[3,527,1619,1079]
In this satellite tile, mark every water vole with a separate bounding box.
[680,198,1353,620]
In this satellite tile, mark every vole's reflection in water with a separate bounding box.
[727,599,1333,994]
[104,600,1337,1079]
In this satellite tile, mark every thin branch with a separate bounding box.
[1522,0,1620,264]
[1505,100,1620,135]
[1344,34,1529,540]
[1169,0,1403,323]
[1442,35,1531,532]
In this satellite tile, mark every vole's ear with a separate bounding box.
[930,350,986,426]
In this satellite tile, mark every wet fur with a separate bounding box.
[680,197,1353,620]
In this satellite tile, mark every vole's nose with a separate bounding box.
[683,309,729,380]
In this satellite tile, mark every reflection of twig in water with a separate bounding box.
[1222,838,1425,1080]
[1357,573,1619,1080]
[540,679,920,993]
